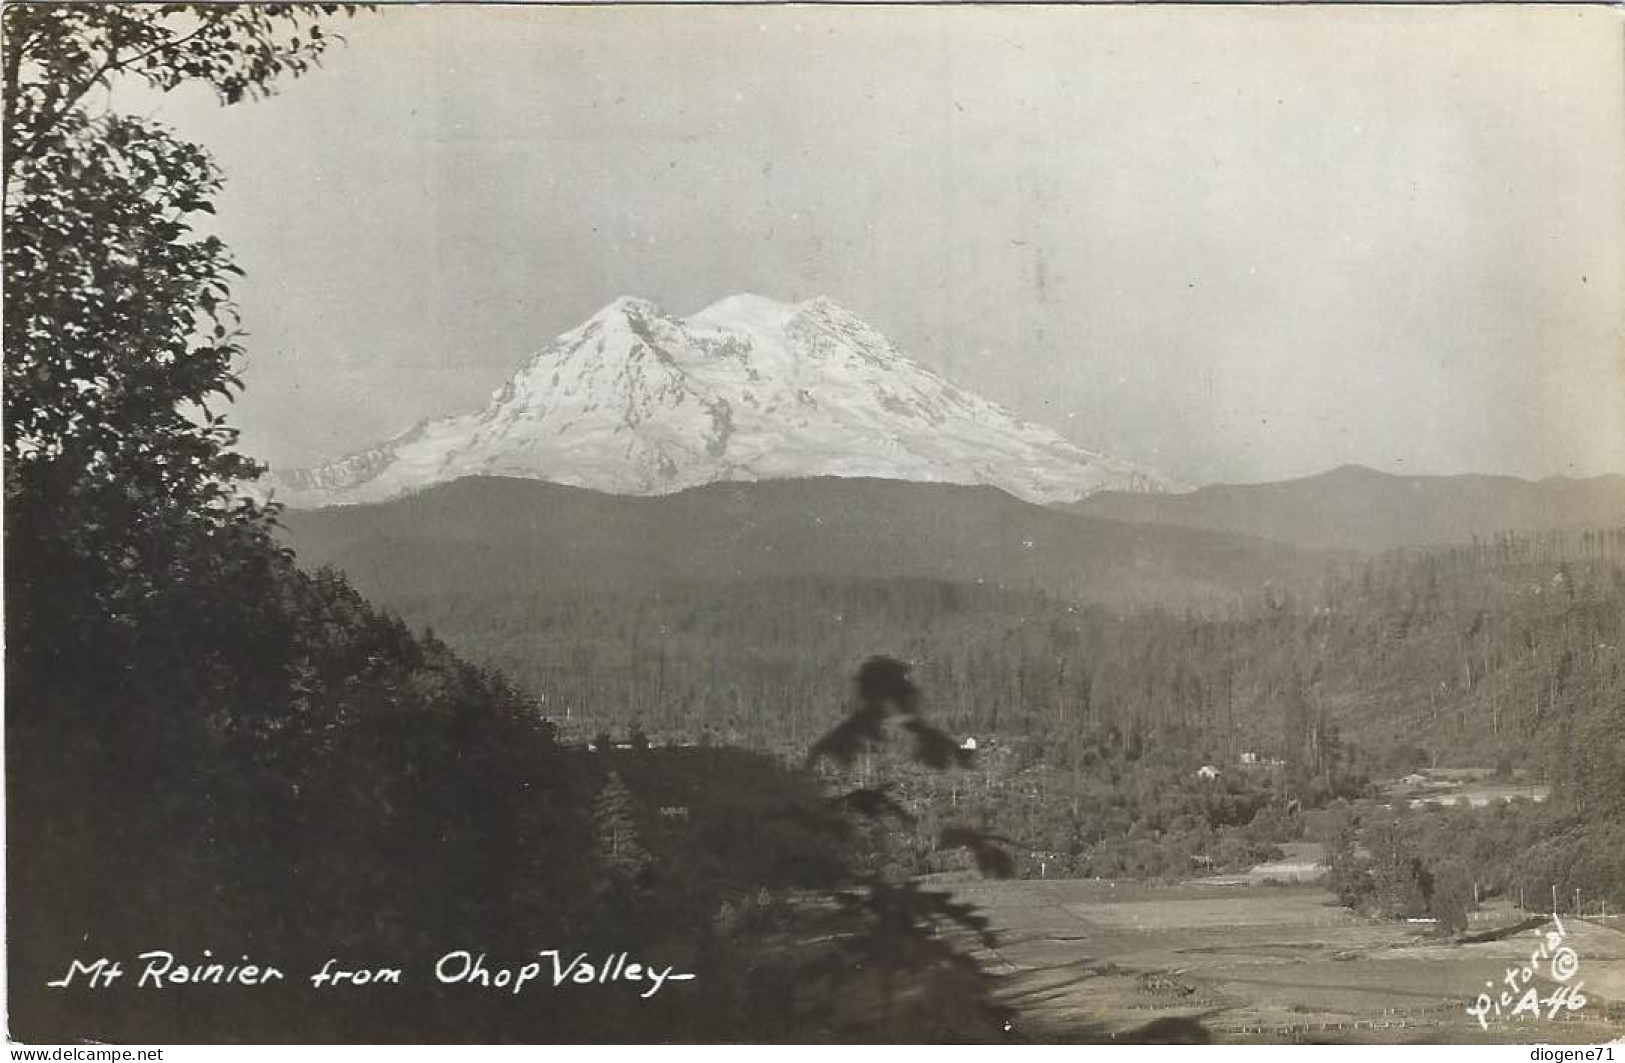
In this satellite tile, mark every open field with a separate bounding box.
[1200,841,1327,887]
[1379,768,1551,809]
[949,878,1625,1044]
[1406,784,1553,809]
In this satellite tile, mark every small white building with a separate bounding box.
[1240,752,1259,765]
[1196,765,1221,780]
[960,737,978,752]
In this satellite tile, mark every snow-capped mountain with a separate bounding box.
[267,294,1175,507]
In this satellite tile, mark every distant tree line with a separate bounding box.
[398,547,1623,777]
[382,546,1622,885]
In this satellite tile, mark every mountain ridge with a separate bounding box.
[1069,463,1625,552]
[279,474,1310,612]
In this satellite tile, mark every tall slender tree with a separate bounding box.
[593,770,651,885]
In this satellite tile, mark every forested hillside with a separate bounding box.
[352,534,1624,777]
[330,529,1624,905]
[280,474,1315,611]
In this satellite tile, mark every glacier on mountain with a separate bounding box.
[266,294,1174,507]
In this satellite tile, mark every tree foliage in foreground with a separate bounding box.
[4,3,362,487]
[794,657,1013,1040]
[3,4,369,747]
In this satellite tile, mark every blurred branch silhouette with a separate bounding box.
[796,655,1016,1040]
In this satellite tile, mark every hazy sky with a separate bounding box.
[137,4,1625,486]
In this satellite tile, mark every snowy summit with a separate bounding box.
[267,294,1174,507]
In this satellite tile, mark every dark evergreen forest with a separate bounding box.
[372,538,1625,910]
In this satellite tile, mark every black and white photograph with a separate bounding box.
[4,0,1624,1047]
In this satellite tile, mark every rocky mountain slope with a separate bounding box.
[268,294,1172,507]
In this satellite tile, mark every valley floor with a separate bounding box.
[947,878,1625,1044]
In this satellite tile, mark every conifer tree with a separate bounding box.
[1429,859,1476,935]
[593,770,650,885]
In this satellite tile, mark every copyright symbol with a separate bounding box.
[1550,946,1580,982]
